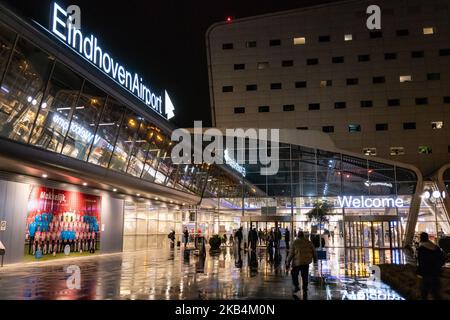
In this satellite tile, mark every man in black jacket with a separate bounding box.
[417,232,445,300]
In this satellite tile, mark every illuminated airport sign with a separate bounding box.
[337,196,404,208]
[49,3,175,120]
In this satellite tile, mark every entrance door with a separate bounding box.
[344,218,402,249]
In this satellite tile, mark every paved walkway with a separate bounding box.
[0,246,404,300]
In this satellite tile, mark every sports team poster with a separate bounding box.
[25,186,101,258]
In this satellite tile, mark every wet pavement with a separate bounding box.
[0,245,405,300]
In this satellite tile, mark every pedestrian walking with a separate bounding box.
[285,227,290,250]
[235,227,243,250]
[183,228,189,248]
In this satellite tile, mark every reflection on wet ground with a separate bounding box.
[0,246,404,300]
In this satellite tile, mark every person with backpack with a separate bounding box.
[417,232,446,300]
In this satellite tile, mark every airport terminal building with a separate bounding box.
[0,1,449,265]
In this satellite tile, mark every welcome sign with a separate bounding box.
[49,3,175,120]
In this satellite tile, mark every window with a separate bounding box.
[295,81,307,88]
[418,146,432,154]
[423,27,435,35]
[222,43,233,50]
[348,124,361,132]
[396,29,409,36]
[270,83,282,90]
[334,102,346,109]
[296,126,308,130]
[400,75,412,82]
[234,107,245,114]
[415,97,428,105]
[222,86,233,92]
[370,30,383,38]
[332,56,344,63]
[360,100,373,108]
[246,84,257,91]
[358,54,370,62]
[318,35,331,42]
[344,34,353,41]
[346,78,358,85]
[258,106,270,113]
[322,126,334,133]
[411,50,424,58]
[282,60,294,67]
[363,148,377,156]
[427,73,440,80]
[439,48,450,56]
[308,103,320,110]
[384,52,397,60]
[283,105,295,112]
[431,121,443,129]
[444,96,450,104]
[448,146,450,153]
[257,62,269,70]
[246,41,256,48]
[376,123,388,131]
[320,80,332,87]
[293,37,306,45]
[269,39,281,46]
[306,58,319,65]
[403,122,416,130]
[234,63,245,70]
[388,99,400,106]
[373,76,385,84]
[390,147,405,156]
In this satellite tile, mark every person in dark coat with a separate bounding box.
[285,228,291,250]
[235,227,243,250]
[248,228,258,251]
[417,232,445,300]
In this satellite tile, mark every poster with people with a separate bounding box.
[25,186,101,259]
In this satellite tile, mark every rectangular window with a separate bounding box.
[358,54,370,62]
[282,60,294,67]
[427,73,440,80]
[360,100,373,108]
[415,97,428,105]
[363,148,377,156]
[344,34,353,41]
[246,41,257,48]
[322,126,334,133]
[448,146,450,153]
[269,39,281,46]
[334,102,346,109]
[222,43,233,50]
[295,81,307,88]
[348,124,361,132]
[283,105,295,112]
[234,63,245,70]
[270,83,282,90]
[293,37,306,45]
[403,122,416,130]
[411,50,424,58]
[431,121,443,129]
[307,58,319,65]
[418,146,432,154]
[376,123,388,131]
[400,75,412,82]
[296,126,308,130]
[332,56,344,63]
[246,84,257,91]
[390,147,405,156]
[388,99,400,106]
[384,52,397,60]
[439,48,450,56]
[320,80,332,87]
[222,86,233,92]
[346,78,359,85]
[234,107,245,114]
[318,35,331,42]
[373,76,385,84]
[423,27,435,35]
[396,29,409,36]
[370,30,383,38]
[257,62,269,70]
[444,96,450,104]
[308,103,320,110]
[258,106,270,113]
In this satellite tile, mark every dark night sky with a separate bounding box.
[3,0,336,127]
